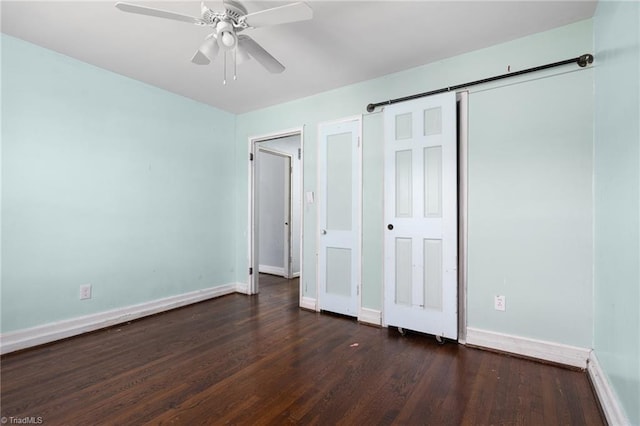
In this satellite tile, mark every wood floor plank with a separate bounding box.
[1,274,605,425]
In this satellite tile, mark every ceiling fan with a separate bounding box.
[115,0,313,83]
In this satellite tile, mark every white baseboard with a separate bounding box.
[0,283,238,355]
[291,271,300,278]
[358,308,382,326]
[300,296,317,311]
[466,327,591,369]
[235,282,250,295]
[259,265,285,276]
[588,351,630,426]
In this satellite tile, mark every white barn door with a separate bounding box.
[383,92,457,339]
[318,117,361,317]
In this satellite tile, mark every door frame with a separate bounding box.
[316,115,363,316]
[457,91,469,343]
[256,147,293,278]
[248,127,304,296]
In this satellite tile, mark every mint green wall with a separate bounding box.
[468,69,593,347]
[1,35,236,333]
[593,1,640,424]
[235,18,595,351]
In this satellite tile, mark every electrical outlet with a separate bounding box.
[80,284,92,300]
[494,295,506,311]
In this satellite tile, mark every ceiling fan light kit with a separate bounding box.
[216,21,237,49]
[115,0,313,84]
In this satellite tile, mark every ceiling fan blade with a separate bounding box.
[242,2,312,29]
[237,35,284,73]
[115,2,205,25]
[191,51,211,65]
[191,35,220,65]
[236,43,251,65]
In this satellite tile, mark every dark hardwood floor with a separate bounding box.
[1,274,604,425]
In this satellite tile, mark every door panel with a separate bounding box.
[318,118,361,317]
[257,149,292,278]
[326,247,352,297]
[423,238,443,311]
[384,92,457,339]
[395,238,413,305]
[395,150,413,217]
[283,155,292,278]
[257,150,286,275]
[326,132,353,231]
[424,146,442,218]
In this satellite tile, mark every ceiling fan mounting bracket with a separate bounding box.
[200,0,246,28]
[221,0,248,22]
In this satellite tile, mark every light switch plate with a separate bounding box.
[494,295,506,311]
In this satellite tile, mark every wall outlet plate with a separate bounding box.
[494,295,506,311]
[80,284,92,300]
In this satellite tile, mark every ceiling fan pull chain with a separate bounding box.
[223,51,227,85]
[234,47,238,81]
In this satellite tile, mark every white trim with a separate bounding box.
[298,127,306,308]
[466,327,591,368]
[0,283,238,355]
[356,117,363,322]
[457,91,469,344]
[588,351,630,426]
[258,265,286,277]
[257,146,291,157]
[300,296,317,311]
[358,308,382,326]
[235,282,250,295]
[247,127,304,298]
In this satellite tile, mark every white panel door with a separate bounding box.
[318,118,361,317]
[383,92,457,339]
[282,154,292,278]
[257,149,289,277]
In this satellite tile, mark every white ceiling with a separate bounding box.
[1,1,597,114]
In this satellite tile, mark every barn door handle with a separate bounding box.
[387,224,394,230]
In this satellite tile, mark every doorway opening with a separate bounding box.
[248,128,303,298]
